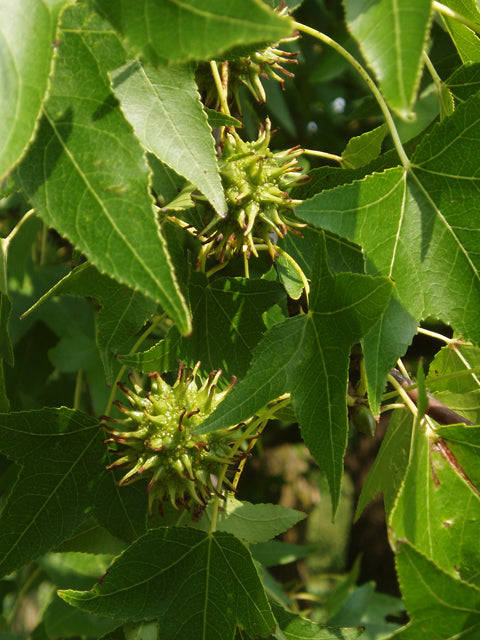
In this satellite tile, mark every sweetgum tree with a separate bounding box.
[1,0,480,638]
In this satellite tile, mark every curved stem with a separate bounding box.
[292,21,411,170]
[209,463,229,533]
[303,149,343,163]
[433,1,480,34]
[209,394,292,531]
[423,51,442,89]
[6,565,43,628]
[210,60,231,116]
[387,373,418,417]
[103,314,166,416]
[73,369,83,410]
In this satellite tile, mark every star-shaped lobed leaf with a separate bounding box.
[60,527,275,640]
[296,92,480,411]
[120,273,284,380]
[196,233,393,513]
[0,408,104,579]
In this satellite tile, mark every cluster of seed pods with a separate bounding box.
[199,117,306,263]
[101,363,245,515]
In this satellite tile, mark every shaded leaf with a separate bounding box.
[120,273,284,380]
[195,496,305,543]
[271,602,364,639]
[344,0,432,118]
[0,0,70,179]
[355,408,413,520]
[14,4,190,335]
[326,582,402,638]
[110,60,226,215]
[251,541,315,567]
[44,596,117,640]
[447,62,480,103]
[93,0,292,66]
[196,234,393,512]
[60,527,275,640]
[92,471,148,545]
[0,408,104,578]
[54,517,126,556]
[25,262,156,384]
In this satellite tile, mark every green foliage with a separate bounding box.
[1,0,480,638]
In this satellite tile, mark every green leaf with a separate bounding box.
[59,527,275,640]
[14,4,191,335]
[41,296,109,415]
[92,472,148,544]
[355,409,413,520]
[110,60,226,216]
[121,273,284,379]
[44,596,117,640]
[0,408,104,579]
[389,414,480,587]
[344,0,433,119]
[0,294,13,367]
[392,542,480,639]
[204,108,242,129]
[195,496,305,543]
[341,124,387,169]
[251,541,315,567]
[54,517,126,556]
[441,0,480,63]
[99,621,159,640]
[196,234,393,513]
[271,602,364,640]
[297,93,480,410]
[447,62,480,104]
[427,342,480,394]
[93,0,292,66]
[436,424,480,495]
[25,262,156,384]
[327,583,403,637]
[0,0,70,179]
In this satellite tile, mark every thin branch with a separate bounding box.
[389,368,474,426]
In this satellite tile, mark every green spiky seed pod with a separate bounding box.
[195,5,298,109]
[102,363,244,515]
[199,118,306,262]
[229,37,299,105]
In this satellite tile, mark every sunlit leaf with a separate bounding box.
[110,60,226,215]
[14,4,191,334]
[93,0,292,65]
[392,542,480,639]
[297,93,480,411]
[0,0,70,179]
[344,0,432,118]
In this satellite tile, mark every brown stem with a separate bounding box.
[388,368,474,426]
